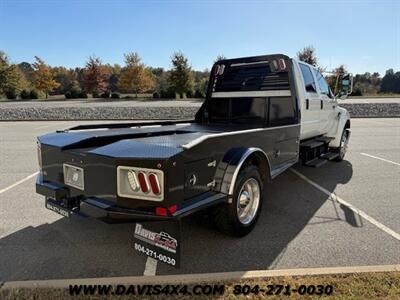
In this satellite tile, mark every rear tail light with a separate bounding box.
[148,173,161,195]
[117,166,164,201]
[138,172,149,193]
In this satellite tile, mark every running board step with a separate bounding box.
[304,158,328,168]
[300,140,324,149]
[321,152,339,161]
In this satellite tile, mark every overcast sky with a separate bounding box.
[1,0,399,75]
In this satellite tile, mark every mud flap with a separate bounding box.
[133,220,181,268]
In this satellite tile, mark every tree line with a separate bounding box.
[0,50,208,100]
[1,48,399,100]
[296,46,400,96]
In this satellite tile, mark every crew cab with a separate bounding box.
[36,54,352,236]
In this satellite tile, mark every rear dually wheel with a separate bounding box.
[212,164,264,237]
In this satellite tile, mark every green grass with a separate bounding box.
[1,272,399,299]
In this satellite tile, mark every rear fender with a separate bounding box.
[215,147,271,196]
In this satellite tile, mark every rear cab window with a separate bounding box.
[299,63,317,93]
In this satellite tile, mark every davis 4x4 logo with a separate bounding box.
[134,223,178,253]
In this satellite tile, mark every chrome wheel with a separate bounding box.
[340,130,349,158]
[236,178,260,225]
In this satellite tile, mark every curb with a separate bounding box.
[2,264,399,289]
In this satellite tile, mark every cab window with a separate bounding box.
[299,64,317,93]
[314,69,332,98]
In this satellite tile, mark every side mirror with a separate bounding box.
[337,73,353,100]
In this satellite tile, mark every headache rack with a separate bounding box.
[196,54,299,127]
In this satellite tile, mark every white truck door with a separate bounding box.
[298,63,321,139]
[314,69,337,135]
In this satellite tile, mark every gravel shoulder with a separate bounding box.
[1,98,400,120]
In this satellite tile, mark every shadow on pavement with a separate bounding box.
[160,160,354,275]
[0,161,353,281]
[0,217,148,281]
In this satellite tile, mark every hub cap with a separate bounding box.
[237,178,260,225]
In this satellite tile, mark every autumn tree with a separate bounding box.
[52,67,78,94]
[0,51,26,99]
[297,46,318,67]
[84,56,108,96]
[118,52,155,97]
[168,52,193,99]
[32,56,60,98]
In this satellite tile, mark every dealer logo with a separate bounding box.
[134,223,178,253]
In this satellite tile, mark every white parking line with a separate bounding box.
[290,169,400,242]
[143,257,158,276]
[0,172,39,195]
[360,153,400,166]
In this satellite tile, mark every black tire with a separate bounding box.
[333,128,349,162]
[212,164,264,237]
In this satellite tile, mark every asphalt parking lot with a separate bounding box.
[0,118,399,282]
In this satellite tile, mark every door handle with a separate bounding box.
[306,99,309,110]
[320,100,323,109]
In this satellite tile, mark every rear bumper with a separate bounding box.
[36,174,227,223]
